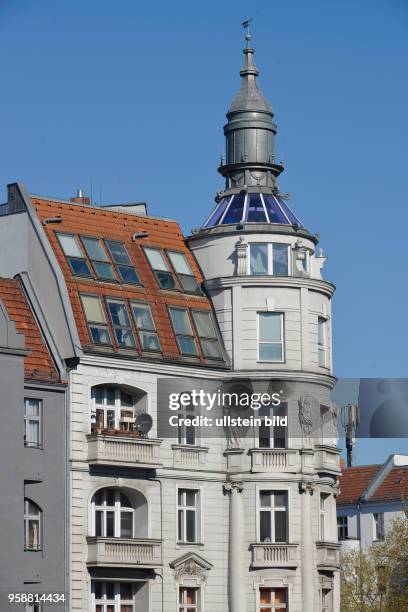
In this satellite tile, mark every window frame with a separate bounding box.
[191,309,224,361]
[248,242,291,277]
[130,300,161,353]
[318,316,327,368]
[143,246,178,292]
[168,306,199,357]
[91,580,137,612]
[257,312,285,363]
[80,235,118,282]
[257,402,288,449]
[24,398,42,449]
[91,386,138,432]
[80,293,112,346]
[257,489,289,544]
[91,488,135,539]
[104,239,142,286]
[24,498,42,552]
[177,487,201,544]
[105,298,137,349]
[373,512,385,541]
[166,249,203,296]
[337,515,348,541]
[257,586,288,611]
[56,232,93,278]
[178,586,199,612]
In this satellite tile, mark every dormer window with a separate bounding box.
[168,306,198,356]
[192,310,223,359]
[144,247,177,290]
[130,301,161,352]
[106,299,136,348]
[249,243,289,276]
[80,294,111,345]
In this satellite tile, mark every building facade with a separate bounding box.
[0,33,341,611]
[337,454,408,552]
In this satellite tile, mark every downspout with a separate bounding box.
[147,474,163,612]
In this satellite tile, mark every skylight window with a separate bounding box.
[168,306,198,356]
[106,299,136,348]
[167,251,202,295]
[144,247,177,290]
[57,233,92,277]
[192,310,223,359]
[80,294,111,345]
[130,301,161,352]
[81,237,116,281]
[105,240,141,284]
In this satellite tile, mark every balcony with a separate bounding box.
[316,541,341,570]
[251,543,300,568]
[250,449,299,473]
[172,444,209,467]
[314,445,341,474]
[87,432,162,468]
[87,536,162,568]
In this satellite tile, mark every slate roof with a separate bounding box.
[0,277,60,382]
[32,197,228,367]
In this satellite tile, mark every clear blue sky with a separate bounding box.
[1,0,407,464]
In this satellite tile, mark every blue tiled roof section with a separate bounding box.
[202,194,303,228]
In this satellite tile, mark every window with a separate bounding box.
[169,307,198,356]
[81,237,117,281]
[177,489,200,543]
[24,398,42,448]
[177,392,196,446]
[321,589,332,612]
[337,515,348,541]
[259,587,288,611]
[130,302,161,352]
[144,247,177,290]
[57,232,92,277]
[179,587,199,612]
[192,310,223,359]
[318,317,326,367]
[249,243,289,276]
[258,403,287,449]
[106,299,136,348]
[105,240,141,285]
[167,250,202,295]
[258,312,284,362]
[92,581,137,612]
[320,494,330,541]
[259,491,288,543]
[92,489,134,538]
[91,386,140,432]
[373,512,385,540]
[81,294,111,345]
[24,499,41,551]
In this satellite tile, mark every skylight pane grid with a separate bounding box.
[277,197,303,226]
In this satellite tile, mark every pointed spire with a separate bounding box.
[228,26,273,115]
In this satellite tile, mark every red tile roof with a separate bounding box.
[0,277,60,383]
[32,197,227,367]
[369,466,408,503]
[337,464,380,505]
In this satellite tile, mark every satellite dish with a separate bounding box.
[135,413,153,436]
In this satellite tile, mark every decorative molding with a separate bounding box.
[223,480,244,494]
[170,552,213,583]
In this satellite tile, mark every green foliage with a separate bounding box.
[340,517,408,612]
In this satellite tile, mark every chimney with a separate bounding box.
[70,188,90,206]
[340,458,346,471]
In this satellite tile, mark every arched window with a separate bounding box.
[91,385,146,433]
[24,499,42,551]
[91,489,135,538]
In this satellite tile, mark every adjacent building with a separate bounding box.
[337,454,408,552]
[0,32,341,611]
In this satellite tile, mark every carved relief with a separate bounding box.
[298,396,314,447]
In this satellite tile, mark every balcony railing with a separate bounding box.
[250,449,299,473]
[87,432,162,468]
[251,543,300,568]
[314,445,341,474]
[172,444,209,467]
[316,541,341,570]
[87,536,162,568]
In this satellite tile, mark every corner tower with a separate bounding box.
[187,29,341,612]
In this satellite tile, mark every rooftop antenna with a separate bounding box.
[340,404,360,468]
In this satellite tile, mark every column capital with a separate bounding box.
[299,480,315,495]
[223,480,244,494]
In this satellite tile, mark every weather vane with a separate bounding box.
[242,17,252,37]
